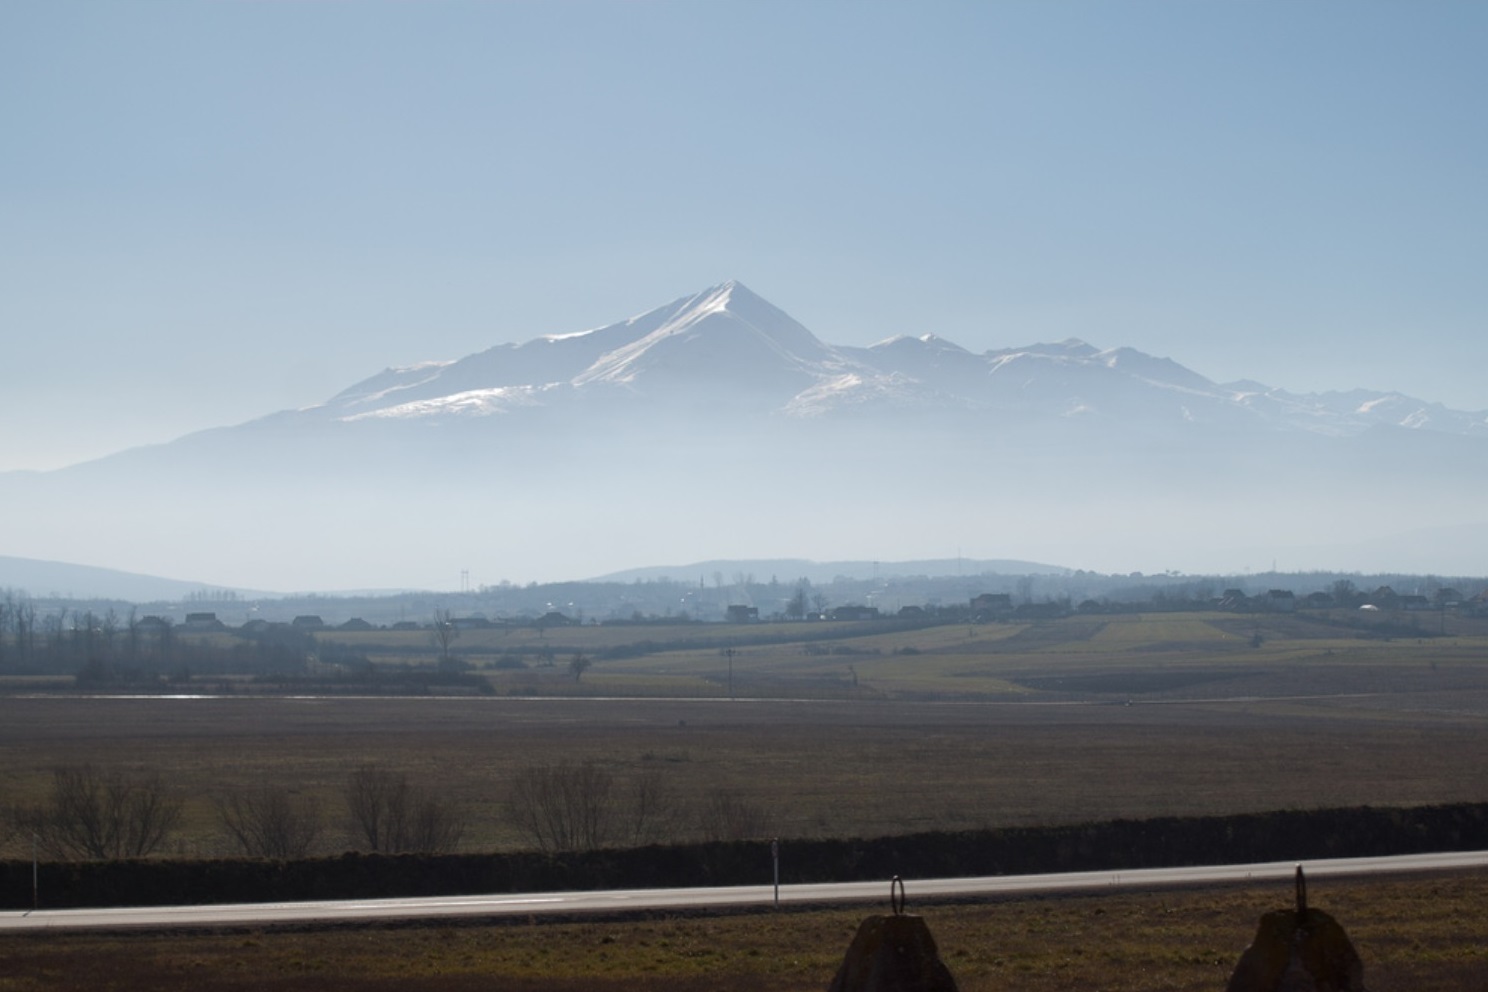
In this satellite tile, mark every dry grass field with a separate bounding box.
[2,610,1487,855]
[2,611,1487,988]
[3,873,1486,991]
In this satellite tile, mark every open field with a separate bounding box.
[291,609,1488,702]
[2,872,1486,991]
[3,611,1486,986]
[2,672,1486,857]
[2,611,1486,855]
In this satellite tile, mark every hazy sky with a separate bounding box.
[4,1,1485,472]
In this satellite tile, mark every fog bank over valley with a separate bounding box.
[2,284,1484,593]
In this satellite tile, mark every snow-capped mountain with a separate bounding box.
[321,282,856,423]
[280,280,1484,440]
[4,280,1486,591]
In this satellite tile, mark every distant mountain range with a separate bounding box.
[0,552,1073,602]
[0,555,235,602]
[3,281,1485,590]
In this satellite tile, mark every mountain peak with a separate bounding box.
[712,277,752,296]
[569,280,839,393]
[683,279,766,316]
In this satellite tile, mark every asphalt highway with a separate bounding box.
[5,850,1486,932]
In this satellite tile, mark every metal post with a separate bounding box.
[33,832,39,911]
[771,838,780,910]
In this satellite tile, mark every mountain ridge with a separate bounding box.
[2,281,1485,591]
[0,553,1080,601]
[262,280,1487,440]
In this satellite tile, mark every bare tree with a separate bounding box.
[1017,575,1035,605]
[568,652,592,682]
[786,581,810,620]
[401,793,465,853]
[506,760,615,852]
[124,606,140,665]
[624,765,682,846]
[698,787,772,843]
[16,599,37,667]
[507,761,682,851]
[344,764,464,853]
[216,786,323,859]
[345,764,401,852]
[431,609,460,669]
[0,595,11,670]
[1332,578,1358,607]
[17,765,182,860]
[42,609,67,662]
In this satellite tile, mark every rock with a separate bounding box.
[1226,907,1367,992]
[827,913,959,992]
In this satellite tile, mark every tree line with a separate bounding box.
[0,595,327,682]
[3,760,771,862]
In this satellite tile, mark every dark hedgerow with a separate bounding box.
[3,802,1485,910]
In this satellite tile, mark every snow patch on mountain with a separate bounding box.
[341,385,548,421]
[783,371,951,416]
[324,361,456,414]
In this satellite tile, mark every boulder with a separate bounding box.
[827,913,959,992]
[1226,869,1367,992]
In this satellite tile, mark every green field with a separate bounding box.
[315,608,1488,702]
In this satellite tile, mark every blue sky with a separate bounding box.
[3,0,1485,471]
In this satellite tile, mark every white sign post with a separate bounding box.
[771,838,780,910]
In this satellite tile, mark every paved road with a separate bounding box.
[4,850,1486,932]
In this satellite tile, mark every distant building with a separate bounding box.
[1264,590,1296,613]
[970,593,1012,620]
[1365,587,1399,610]
[452,616,492,630]
[1219,589,1249,611]
[290,615,325,630]
[725,605,759,623]
[1013,601,1066,620]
